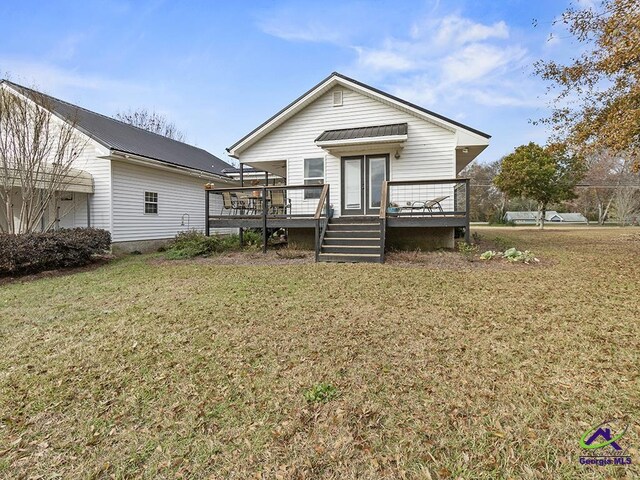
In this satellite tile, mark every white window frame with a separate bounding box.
[144,191,158,215]
[303,157,325,200]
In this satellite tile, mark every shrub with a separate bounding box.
[0,228,111,276]
[502,247,539,264]
[165,230,262,259]
[480,250,498,260]
[457,241,478,261]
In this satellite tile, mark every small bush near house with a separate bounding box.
[457,241,478,261]
[0,228,111,276]
[165,231,262,259]
[480,248,540,264]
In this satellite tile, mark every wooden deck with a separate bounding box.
[205,178,470,262]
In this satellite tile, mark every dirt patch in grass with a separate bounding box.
[150,249,315,266]
[0,256,114,286]
[1,227,639,479]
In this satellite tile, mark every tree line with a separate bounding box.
[472,0,639,229]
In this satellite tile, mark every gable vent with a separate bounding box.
[332,90,343,107]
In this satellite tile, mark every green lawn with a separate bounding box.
[1,227,639,479]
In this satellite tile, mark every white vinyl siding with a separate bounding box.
[70,142,113,231]
[240,86,456,217]
[110,160,232,242]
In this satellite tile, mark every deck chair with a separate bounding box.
[221,191,236,215]
[269,190,291,215]
[234,192,251,214]
[408,195,449,215]
[423,195,449,212]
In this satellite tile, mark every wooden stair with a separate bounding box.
[318,216,383,263]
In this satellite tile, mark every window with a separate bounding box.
[144,191,158,214]
[304,158,324,199]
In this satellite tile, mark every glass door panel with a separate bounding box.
[342,157,364,215]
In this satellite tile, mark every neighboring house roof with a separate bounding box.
[227,72,491,157]
[505,211,588,222]
[556,213,589,223]
[315,123,408,142]
[1,80,233,178]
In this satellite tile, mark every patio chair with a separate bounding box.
[423,195,449,212]
[221,191,236,215]
[408,195,449,215]
[234,192,252,214]
[269,190,292,215]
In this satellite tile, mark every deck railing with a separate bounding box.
[205,184,330,253]
[380,178,470,242]
[382,178,469,216]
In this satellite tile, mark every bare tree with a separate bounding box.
[576,152,640,224]
[612,158,640,225]
[0,83,86,234]
[115,108,185,142]
[461,159,505,222]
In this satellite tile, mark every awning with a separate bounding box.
[6,166,94,193]
[315,123,408,149]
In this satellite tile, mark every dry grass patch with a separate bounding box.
[0,227,639,479]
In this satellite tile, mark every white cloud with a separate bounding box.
[354,46,415,72]
[441,43,526,83]
[0,57,141,93]
[258,7,545,113]
[431,15,509,46]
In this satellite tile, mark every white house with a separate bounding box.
[0,80,236,250]
[212,72,491,262]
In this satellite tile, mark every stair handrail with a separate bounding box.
[314,184,330,262]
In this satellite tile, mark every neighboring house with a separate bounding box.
[208,72,491,262]
[504,211,589,224]
[0,80,236,250]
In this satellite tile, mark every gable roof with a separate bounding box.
[1,80,233,178]
[227,72,491,157]
[316,123,407,142]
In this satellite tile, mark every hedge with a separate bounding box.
[0,228,111,276]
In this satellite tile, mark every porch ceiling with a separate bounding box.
[6,166,94,193]
[242,160,287,178]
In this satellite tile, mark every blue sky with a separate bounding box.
[0,0,589,165]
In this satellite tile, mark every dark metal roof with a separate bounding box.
[227,71,491,152]
[316,123,407,143]
[1,80,233,177]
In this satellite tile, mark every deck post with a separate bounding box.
[239,163,244,248]
[315,219,320,262]
[86,193,91,228]
[464,178,471,244]
[204,189,210,236]
[379,180,388,263]
[262,187,268,253]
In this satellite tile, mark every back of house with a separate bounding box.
[219,72,490,260]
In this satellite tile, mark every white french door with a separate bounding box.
[341,155,389,216]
